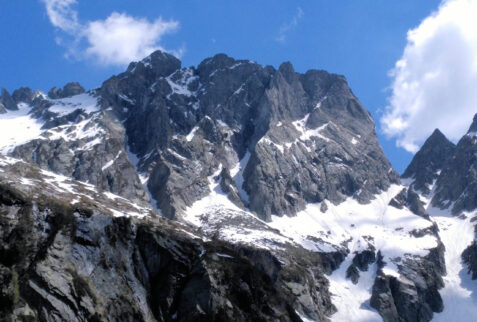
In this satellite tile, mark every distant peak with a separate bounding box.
[127,50,181,77]
[422,128,453,148]
[277,61,297,84]
[0,88,18,110]
[197,53,238,77]
[427,128,447,142]
[401,127,455,189]
[144,50,180,64]
[467,113,477,134]
[278,61,295,74]
[48,82,85,99]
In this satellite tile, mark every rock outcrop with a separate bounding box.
[0,88,17,110]
[48,82,86,99]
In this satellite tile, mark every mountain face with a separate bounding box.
[430,115,477,214]
[402,129,456,195]
[0,50,476,321]
[0,156,335,322]
[98,51,398,221]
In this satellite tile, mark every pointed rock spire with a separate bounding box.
[0,88,18,110]
[402,128,455,194]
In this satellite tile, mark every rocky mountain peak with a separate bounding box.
[277,61,296,83]
[431,116,477,213]
[0,88,18,110]
[402,128,455,194]
[198,53,236,74]
[11,87,34,104]
[126,50,181,78]
[48,82,85,99]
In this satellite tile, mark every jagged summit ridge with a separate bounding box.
[96,50,399,220]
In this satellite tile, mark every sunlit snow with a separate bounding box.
[0,103,44,154]
[48,93,100,116]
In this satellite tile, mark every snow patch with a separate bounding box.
[328,258,381,322]
[183,166,244,226]
[430,207,477,321]
[0,103,44,154]
[231,152,251,203]
[48,93,100,116]
[102,151,122,171]
[186,126,199,142]
[166,68,198,99]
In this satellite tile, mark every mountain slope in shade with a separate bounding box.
[431,114,477,214]
[402,129,456,195]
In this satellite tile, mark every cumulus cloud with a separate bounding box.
[84,13,179,65]
[41,0,180,65]
[380,0,477,153]
[42,0,80,33]
[276,7,304,43]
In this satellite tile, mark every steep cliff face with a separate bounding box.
[431,115,477,214]
[0,156,335,322]
[98,51,398,221]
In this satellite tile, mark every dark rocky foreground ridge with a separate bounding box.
[1,50,477,321]
[0,156,335,321]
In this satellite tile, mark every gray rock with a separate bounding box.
[219,167,246,209]
[94,50,399,220]
[12,87,34,104]
[0,88,17,110]
[389,188,428,219]
[431,114,477,214]
[48,82,85,99]
[462,242,477,280]
[11,111,150,207]
[0,156,335,322]
[370,240,445,321]
[402,129,455,195]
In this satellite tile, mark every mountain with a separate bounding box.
[401,118,477,321]
[431,115,477,214]
[402,129,456,195]
[0,50,476,321]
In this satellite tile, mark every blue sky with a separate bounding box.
[0,0,456,172]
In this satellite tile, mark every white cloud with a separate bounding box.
[276,7,304,43]
[42,0,80,33]
[41,0,180,66]
[380,0,477,153]
[84,13,178,65]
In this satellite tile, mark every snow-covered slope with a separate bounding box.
[0,103,44,154]
[0,92,101,154]
[431,207,477,321]
[180,163,443,321]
